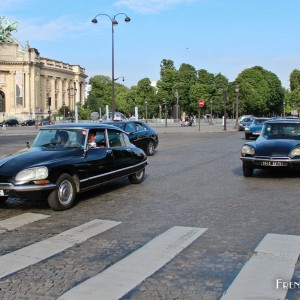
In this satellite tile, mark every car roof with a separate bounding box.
[264,118,300,124]
[41,123,124,131]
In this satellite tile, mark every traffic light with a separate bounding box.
[47,97,51,106]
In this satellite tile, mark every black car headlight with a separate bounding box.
[15,167,48,182]
[290,147,300,158]
[241,145,255,156]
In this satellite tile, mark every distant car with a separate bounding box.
[0,123,148,210]
[102,112,126,121]
[63,117,74,123]
[0,118,19,127]
[39,118,52,126]
[240,118,300,176]
[244,118,270,139]
[21,119,36,126]
[239,116,255,131]
[102,120,159,156]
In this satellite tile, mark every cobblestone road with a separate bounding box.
[0,124,299,300]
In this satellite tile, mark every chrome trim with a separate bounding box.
[240,156,300,163]
[0,160,148,192]
[0,183,56,192]
[80,160,148,183]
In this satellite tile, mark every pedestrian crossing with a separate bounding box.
[0,212,299,300]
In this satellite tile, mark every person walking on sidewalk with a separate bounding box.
[1,119,6,131]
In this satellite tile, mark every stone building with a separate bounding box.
[0,38,87,121]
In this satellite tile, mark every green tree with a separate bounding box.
[290,69,300,91]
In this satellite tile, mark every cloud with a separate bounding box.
[15,15,92,42]
[114,0,199,14]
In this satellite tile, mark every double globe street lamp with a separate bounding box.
[92,13,130,120]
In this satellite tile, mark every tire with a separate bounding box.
[243,162,253,177]
[146,141,155,156]
[245,133,250,140]
[128,168,145,184]
[47,173,76,211]
[0,196,8,203]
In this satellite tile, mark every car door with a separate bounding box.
[127,122,148,150]
[107,128,134,177]
[84,129,115,188]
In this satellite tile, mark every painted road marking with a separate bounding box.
[58,226,207,300]
[0,219,121,279]
[221,233,300,300]
[0,213,50,234]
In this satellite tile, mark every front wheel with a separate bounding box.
[243,162,253,177]
[146,141,155,156]
[245,133,250,140]
[128,169,145,184]
[47,173,76,210]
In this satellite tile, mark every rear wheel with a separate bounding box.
[243,162,253,177]
[47,173,76,210]
[146,141,155,156]
[128,169,145,184]
[0,196,8,203]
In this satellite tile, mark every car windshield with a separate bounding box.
[242,118,253,122]
[107,122,125,130]
[32,129,86,149]
[261,123,300,139]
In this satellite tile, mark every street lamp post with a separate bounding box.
[92,13,130,120]
[209,99,213,125]
[234,84,240,129]
[145,100,148,123]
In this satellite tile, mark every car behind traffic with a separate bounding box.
[244,117,270,139]
[102,120,159,156]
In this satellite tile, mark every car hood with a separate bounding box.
[0,147,81,178]
[250,125,263,131]
[255,138,300,156]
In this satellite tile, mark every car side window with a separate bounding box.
[107,129,130,147]
[135,123,144,132]
[125,122,136,133]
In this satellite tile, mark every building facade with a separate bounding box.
[0,39,87,121]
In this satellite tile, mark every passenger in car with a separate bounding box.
[57,131,70,146]
[88,131,97,148]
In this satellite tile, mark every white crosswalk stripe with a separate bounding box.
[221,233,300,300]
[58,226,207,300]
[0,213,299,300]
[0,219,121,279]
[0,212,50,234]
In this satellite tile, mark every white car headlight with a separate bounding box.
[241,145,255,155]
[245,127,250,131]
[15,167,48,182]
[290,147,300,158]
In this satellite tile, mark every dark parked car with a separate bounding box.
[240,118,300,176]
[21,119,36,126]
[102,120,159,156]
[0,123,148,210]
[244,117,270,140]
[0,118,19,127]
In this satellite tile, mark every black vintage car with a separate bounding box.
[102,120,159,156]
[240,118,300,176]
[0,118,19,127]
[21,119,36,126]
[0,123,148,210]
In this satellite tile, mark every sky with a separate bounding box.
[2,0,300,89]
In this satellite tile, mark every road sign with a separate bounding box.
[198,99,205,107]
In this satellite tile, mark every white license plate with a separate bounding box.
[0,190,4,196]
[261,161,287,167]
